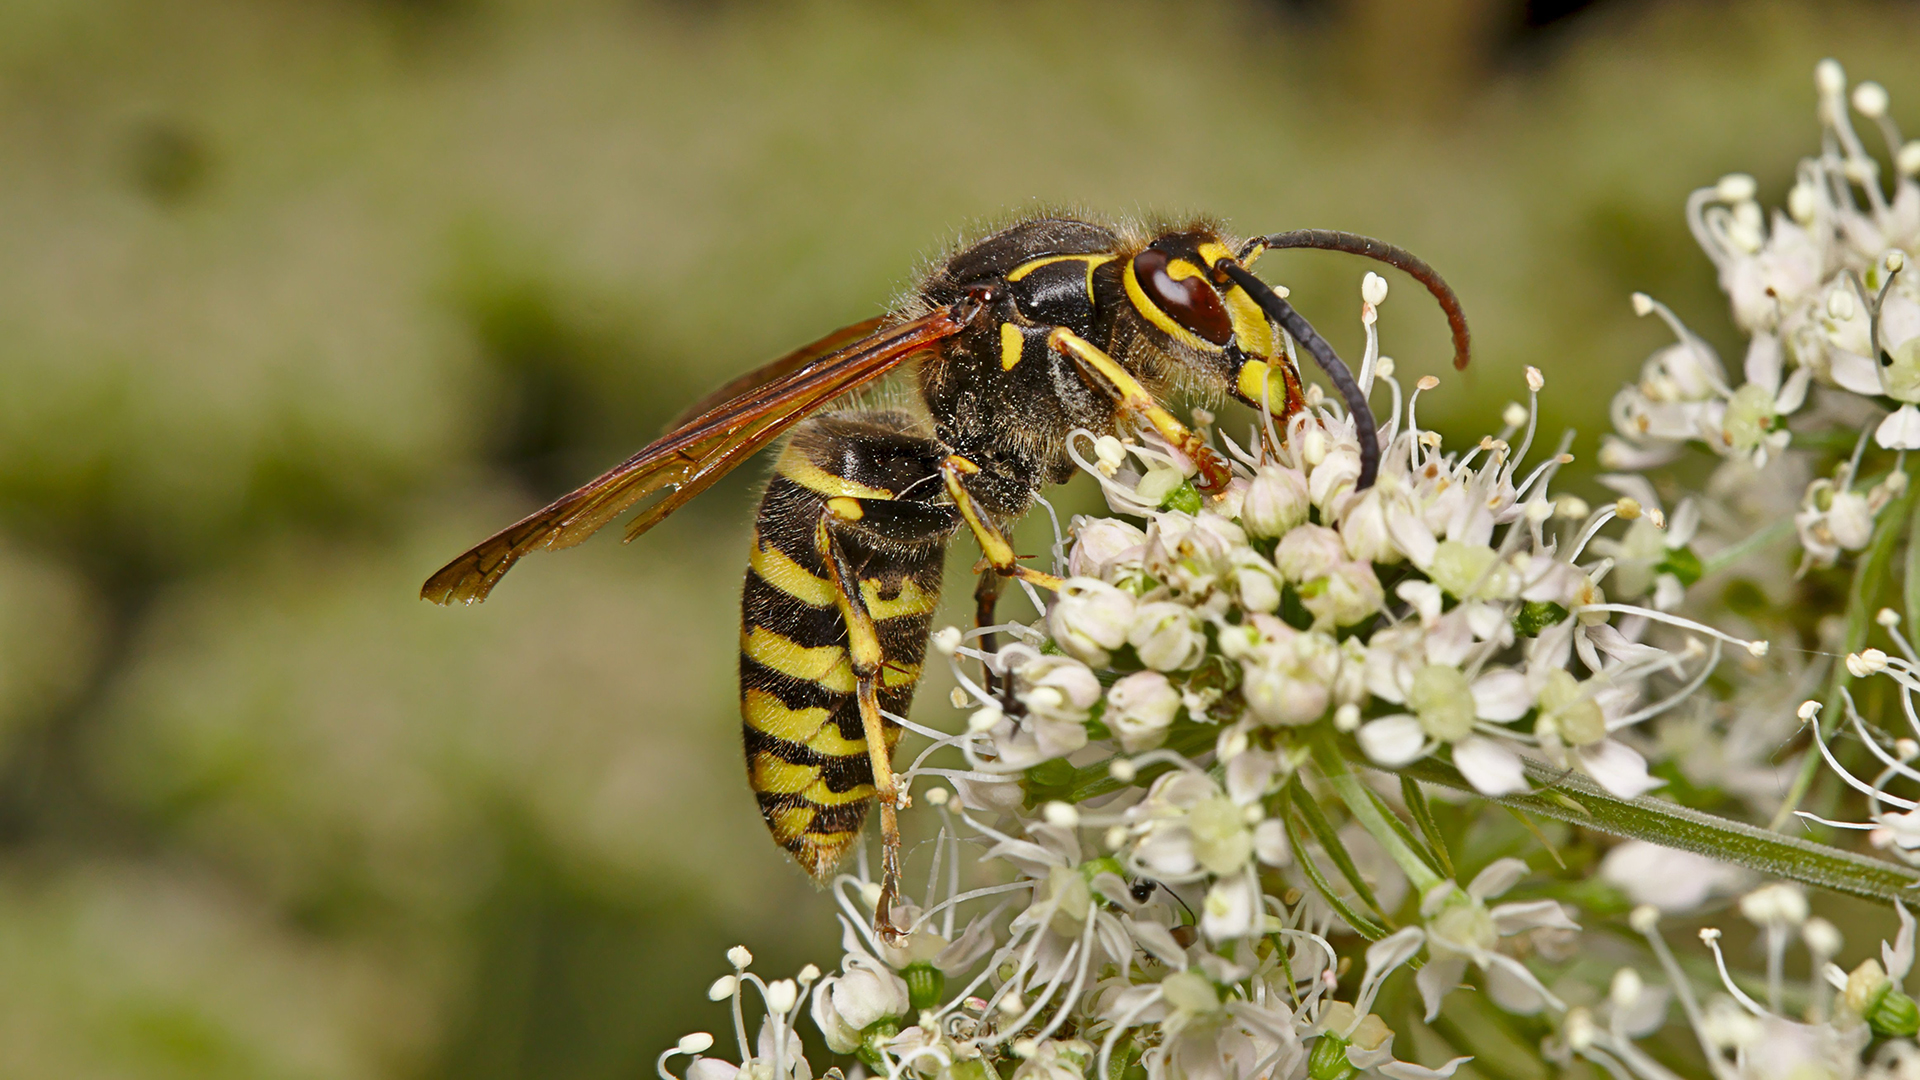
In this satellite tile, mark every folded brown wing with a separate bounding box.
[665,315,888,432]
[421,308,967,606]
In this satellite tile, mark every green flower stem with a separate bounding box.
[1906,493,1920,662]
[1700,518,1794,577]
[1769,483,1913,832]
[1310,733,1445,895]
[1388,754,1920,904]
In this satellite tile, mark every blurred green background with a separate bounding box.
[1,0,1917,1075]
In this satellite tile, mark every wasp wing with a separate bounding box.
[664,315,888,432]
[421,307,968,606]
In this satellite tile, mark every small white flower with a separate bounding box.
[1106,670,1181,752]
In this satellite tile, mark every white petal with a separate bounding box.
[1379,1058,1474,1080]
[1886,901,1915,982]
[1396,579,1444,624]
[1470,669,1531,722]
[1666,499,1700,547]
[1831,348,1888,395]
[1879,405,1920,450]
[1743,333,1783,393]
[1416,957,1468,1021]
[1128,916,1189,968]
[1481,953,1554,1015]
[1364,926,1428,978]
[1775,365,1811,415]
[1452,737,1528,795]
[1387,505,1439,569]
[1483,958,1548,1015]
[1490,898,1580,934]
[1357,715,1427,766]
[1468,857,1530,901]
[1576,740,1664,798]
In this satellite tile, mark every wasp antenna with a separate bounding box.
[1238,230,1472,372]
[1215,259,1380,491]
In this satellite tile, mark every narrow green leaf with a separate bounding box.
[1284,806,1387,941]
[1400,775,1455,878]
[1290,778,1390,922]
[1389,756,1920,904]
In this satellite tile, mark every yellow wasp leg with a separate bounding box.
[1045,328,1233,493]
[939,455,1063,592]
[815,515,913,942]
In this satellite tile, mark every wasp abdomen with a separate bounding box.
[739,414,953,880]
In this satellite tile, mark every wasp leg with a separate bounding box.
[1045,328,1233,493]
[973,572,1004,697]
[813,506,919,944]
[938,455,1063,592]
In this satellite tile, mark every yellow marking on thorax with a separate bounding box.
[741,627,855,692]
[827,496,864,520]
[776,446,894,499]
[861,576,937,621]
[999,322,1023,371]
[1007,253,1113,283]
[742,689,867,755]
[749,538,836,607]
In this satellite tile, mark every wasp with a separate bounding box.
[421,215,1470,939]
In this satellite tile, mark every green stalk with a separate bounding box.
[1700,518,1794,577]
[1770,484,1913,831]
[1391,755,1920,904]
[1907,493,1920,657]
[1289,778,1391,921]
[1310,732,1445,895]
[1283,805,1388,941]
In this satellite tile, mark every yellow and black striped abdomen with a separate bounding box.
[739,414,954,880]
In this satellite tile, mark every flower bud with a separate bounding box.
[1274,524,1346,582]
[1309,446,1362,514]
[1068,517,1147,580]
[1046,577,1135,665]
[1339,489,1401,565]
[1300,561,1385,629]
[1015,656,1103,723]
[1107,670,1181,751]
[1242,466,1311,538]
[1129,602,1206,671]
[1827,490,1874,550]
[1231,551,1285,613]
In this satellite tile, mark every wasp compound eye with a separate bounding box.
[1132,247,1234,346]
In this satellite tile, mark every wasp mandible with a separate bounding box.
[421,215,1470,940]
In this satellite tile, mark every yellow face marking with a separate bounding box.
[1000,322,1024,371]
[776,446,893,499]
[827,496,864,521]
[1194,243,1276,356]
[861,576,937,621]
[749,538,836,607]
[741,627,855,693]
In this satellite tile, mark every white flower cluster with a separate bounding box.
[656,60,1920,1080]
[1603,59,1917,571]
